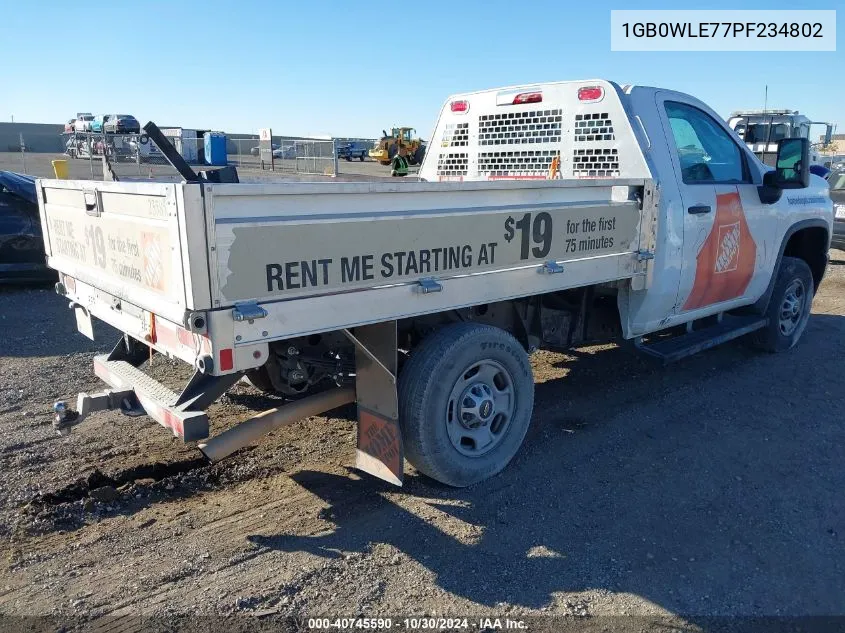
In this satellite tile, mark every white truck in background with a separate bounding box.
[728,109,833,168]
[37,80,833,488]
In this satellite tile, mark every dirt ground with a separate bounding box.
[0,246,843,631]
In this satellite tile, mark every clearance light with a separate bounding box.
[512,92,543,105]
[578,86,604,102]
[451,100,469,113]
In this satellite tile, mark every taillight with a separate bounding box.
[451,100,469,113]
[578,86,604,102]
[512,92,542,105]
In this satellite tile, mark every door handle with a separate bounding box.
[687,205,711,215]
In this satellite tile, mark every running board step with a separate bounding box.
[637,316,768,364]
[93,355,209,441]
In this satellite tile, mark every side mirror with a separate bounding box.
[759,137,811,204]
[771,137,810,189]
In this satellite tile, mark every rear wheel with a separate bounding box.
[752,256,814,352]
[398,323,535,487]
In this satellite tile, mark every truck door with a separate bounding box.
[657,96,769,318]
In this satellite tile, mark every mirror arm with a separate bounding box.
[757,182,782,205]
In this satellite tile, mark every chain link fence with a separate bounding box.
[229,138,341,176]
[4,129,381,181]
[61,131,182,181]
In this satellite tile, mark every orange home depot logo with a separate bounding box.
[356,408,403,485]
[683,189,756,311]
[141,231,165,292]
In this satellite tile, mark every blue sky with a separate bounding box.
[1,0,841,139]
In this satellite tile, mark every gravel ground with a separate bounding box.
[0,250,843,631]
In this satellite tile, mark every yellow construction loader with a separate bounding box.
[369,127,425,166]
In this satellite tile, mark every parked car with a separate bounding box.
[73,114,95,132]
[0,172,55,283]
[337,142,368,161]
[250,143,279,156]
[64,119,76,133]
[89,115,111,133]
[272,144,296,159]
[830,170,845,251]
[104,114,140,134]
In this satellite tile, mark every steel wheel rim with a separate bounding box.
[446,359,515,457]
[778,278,806,337]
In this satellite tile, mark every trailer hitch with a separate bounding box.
[53,390,142,436]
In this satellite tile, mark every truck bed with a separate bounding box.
[37,177,653,346]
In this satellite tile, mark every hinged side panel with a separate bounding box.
[208,180,646,308]
[37,179,189,323]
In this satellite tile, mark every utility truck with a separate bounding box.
[727,109,833,168]
[37,80,833,487]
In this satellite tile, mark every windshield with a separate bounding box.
[745,123,790,143]
[829,172,845,190]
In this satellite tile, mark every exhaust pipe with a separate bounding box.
[198,387,355,462]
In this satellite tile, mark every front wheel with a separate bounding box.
[752,256,814,352]
[398,323,535,487]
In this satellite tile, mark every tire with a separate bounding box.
[359,154,365,162]
[751,256,814,352]
[387,144,398,160]
[244,365,276,393]
[398,323,535,487]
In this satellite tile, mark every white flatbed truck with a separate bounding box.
[37,80,834,487]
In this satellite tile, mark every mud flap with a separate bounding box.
[345,322,403,486]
